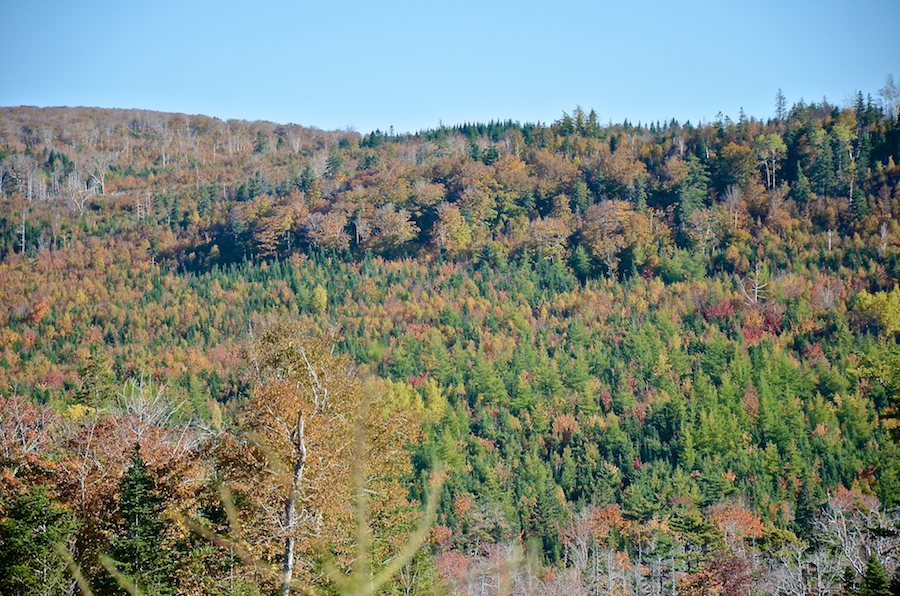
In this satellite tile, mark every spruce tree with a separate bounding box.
[0,487,79,596]
[569,245,592,282]
[325,146,344,179]
[76,347,116,407]
[101,445,175,596]
[793,474,824,540]
[861,554,890,596]
[676,155,710,224]
[810,133,836,196]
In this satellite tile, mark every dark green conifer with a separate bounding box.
[325,146,344,179]
[0,487,79,596]
[254,130,270,153]
[101,445,175,596]
[793,473,825,540]
[76,347,116,407]
[569,245,592,282]
[843,566,859,596]
[861,554,890,596]
[676,155,710,224]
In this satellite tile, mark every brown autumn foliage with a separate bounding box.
[706,502,763,552]
[204,324,424,588]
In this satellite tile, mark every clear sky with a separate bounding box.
[2,0,898,135]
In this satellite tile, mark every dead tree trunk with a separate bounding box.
[281,412,307,596]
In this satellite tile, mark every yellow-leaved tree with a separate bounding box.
[858,285,900,336]
[203,324,431,596]
[854,286,900,440]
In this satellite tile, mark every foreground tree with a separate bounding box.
[54,378,200,576]
[98,444,176,596]
[0,392,56,487]
[208,324,425,595]
[0,487,79,596]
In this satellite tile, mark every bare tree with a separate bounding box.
[86,151,117,195]
[0,392,57,478]
[764,540,841,596]
[136,189,154,221]
[176,116,197,164]
[77,122,100,151]
[147,115,174,166]
[396,554,423,596]
[159,124,174,167]
[686,207,717,258]
[64,170,93,217]
[811,274,844,311]
[740,261,768,304]
[283,125,305,153]
[879,74,900,120]
[113,376,188,444]
[674,136,686,158]
[3,153,36,197]
[814,488,900,576]
[723,185,746,231]
[38,126,55,148]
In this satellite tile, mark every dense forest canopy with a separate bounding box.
[2,80,900,596]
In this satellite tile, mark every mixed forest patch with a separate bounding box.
[1,84,900,595]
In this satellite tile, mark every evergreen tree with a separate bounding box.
[861,555,890,596]
[0,487,79,596]
[254,130,270,153]
[793,473,824,539]
[300,163,317,190]
[843,566,860,596]
[569,245,592,282]
[573,179,591,212]
[526,479,565,564]
[76,347,116,407]
[468,138,481,161]
[792,166,811,204]
[810,131,836,196]
[100,445,175,596]
[325,146,345,179]
[776,88,788,121]
[676,155,710,224]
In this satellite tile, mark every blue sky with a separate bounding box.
[2,0,898,134]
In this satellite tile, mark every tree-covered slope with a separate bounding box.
[1,86,900,594]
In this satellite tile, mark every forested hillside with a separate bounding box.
[2,83,900,596]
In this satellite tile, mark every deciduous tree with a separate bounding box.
[753,134,787,189]
[433,202,472,255]
[581,200,632,276]
[214,325,424,594]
